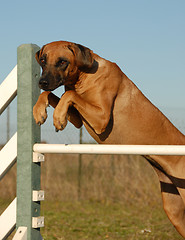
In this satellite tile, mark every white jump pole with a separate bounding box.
[33,144,185,156]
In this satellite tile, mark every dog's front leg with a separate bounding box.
[53,91,72,131]
[53,90,111,134]
[33,91,52,125]
[33,91,82,128]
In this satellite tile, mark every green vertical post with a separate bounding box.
[17,44,41,240]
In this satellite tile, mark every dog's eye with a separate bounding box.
[58,60,66,65]
[40,58,46,65]
[55,58,69,69]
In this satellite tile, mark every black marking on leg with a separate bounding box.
[144,155,185,191]
[160,182,180,195]
[169,175,185,189]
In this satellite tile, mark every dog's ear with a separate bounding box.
[35,50,41,64]
[35,45,46,64]
[68,43,94,71]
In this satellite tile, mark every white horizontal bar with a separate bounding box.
[0,65,17,114]
[33,143,185,156]
[0,198,16,240]
[0,132,17,180]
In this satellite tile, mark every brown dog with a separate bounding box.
[33,41,185,237]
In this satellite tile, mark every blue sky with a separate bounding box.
[0,0,185,143]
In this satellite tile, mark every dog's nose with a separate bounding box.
[39,78,49,88]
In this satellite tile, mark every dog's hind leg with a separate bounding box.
[154,168,185,238]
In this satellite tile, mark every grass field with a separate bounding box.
[41,201,184,240]
[1,199,183,240]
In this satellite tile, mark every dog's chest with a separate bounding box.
[75,78,98,102]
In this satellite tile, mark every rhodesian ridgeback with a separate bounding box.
[33,41,185,237]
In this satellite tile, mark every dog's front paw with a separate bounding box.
[33,103,48,125]
[53,109,68,132]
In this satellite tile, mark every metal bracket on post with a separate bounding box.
[32,217,44,228]
[32,190,45,201]
[32,189,44,228]
[33,152,45,163]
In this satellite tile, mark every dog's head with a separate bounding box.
[35,41,94,91]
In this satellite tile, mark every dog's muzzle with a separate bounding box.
[39,72,64,91]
